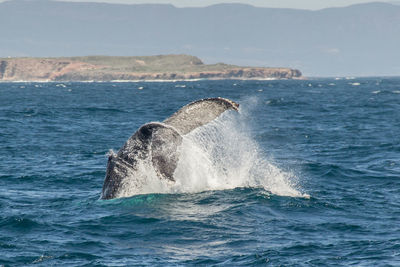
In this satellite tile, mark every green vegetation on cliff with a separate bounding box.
[69,55,230,73]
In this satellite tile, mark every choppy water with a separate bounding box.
[1,78,400,266]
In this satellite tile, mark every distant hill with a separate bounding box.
[0,55,302,81]
[0,0,399,76]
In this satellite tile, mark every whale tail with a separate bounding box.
[101,97,239,199]
[164,97,239,135]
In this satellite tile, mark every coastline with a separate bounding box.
[0,77,293,83]
[0,77,310,83]
[0,55,302,82]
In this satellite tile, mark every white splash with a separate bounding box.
[115,103,308,199]
[170,110,307,198]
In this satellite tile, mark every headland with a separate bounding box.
[0,55,302,82]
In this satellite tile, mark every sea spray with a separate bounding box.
[172,107,306,197]
[116,99,307,198]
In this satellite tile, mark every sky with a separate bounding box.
[59,0,392,10]
[0,0,394,10]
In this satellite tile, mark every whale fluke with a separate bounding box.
[163,98,239,135]
[101,97,239,199]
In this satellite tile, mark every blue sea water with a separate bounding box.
[1,78,400,266]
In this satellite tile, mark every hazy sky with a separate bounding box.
[0,0,393,10]
[61,0,390,10]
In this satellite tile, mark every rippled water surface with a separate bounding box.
[1,79,400,266]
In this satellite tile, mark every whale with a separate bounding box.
[101,97,239,199]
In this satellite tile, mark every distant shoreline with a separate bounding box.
[0,55,302,82]
[0,77,302,83]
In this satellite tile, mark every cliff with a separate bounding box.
[0,55,302,82]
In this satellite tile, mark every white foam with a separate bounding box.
[350,82,360,86]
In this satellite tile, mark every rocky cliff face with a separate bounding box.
[0,59,99,81]
[0,56,302,81]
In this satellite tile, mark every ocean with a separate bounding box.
[1,78,399,266]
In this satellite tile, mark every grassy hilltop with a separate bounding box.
[69,55,235,73]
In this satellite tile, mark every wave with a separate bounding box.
[78,107,125,113]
